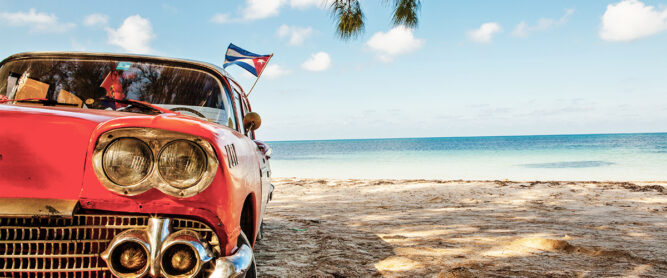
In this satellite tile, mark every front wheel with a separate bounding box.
[238,231,257,278]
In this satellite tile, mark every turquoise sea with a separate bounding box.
[267,133,667,180]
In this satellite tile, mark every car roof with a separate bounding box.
[1,51,240,89]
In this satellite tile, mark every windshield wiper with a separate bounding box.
[98,97,173,114]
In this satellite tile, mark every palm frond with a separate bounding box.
[331,0,365,40]
[391,0,421,28]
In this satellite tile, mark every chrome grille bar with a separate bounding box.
[0,214,218,276]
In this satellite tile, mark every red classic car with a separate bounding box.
[0,52,273,277]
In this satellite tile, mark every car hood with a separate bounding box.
[0,105,132,200]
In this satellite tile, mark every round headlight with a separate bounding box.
[158,140,206,189]
[103,138,153,186]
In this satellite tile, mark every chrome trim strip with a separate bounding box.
[148,218,171,277]
[208,244,253,278]
[0,198,77,217]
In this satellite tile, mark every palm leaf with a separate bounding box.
[391,0,420,28]
[331,0,421,40]
[331,0,364,40]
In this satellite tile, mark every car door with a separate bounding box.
[234,90,271,224]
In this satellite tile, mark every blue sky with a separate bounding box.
[1,0,667,140]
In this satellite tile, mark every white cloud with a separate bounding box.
[512,22,529,38]
[0,8,74,33]
[512,9,574,37]
[301,52,331,71]
[236,0,328,21]
[277,25,313,45]
[600,0,667,42]
[262,64,291,79]
[243,0,284,20]
[210,13,230,24]
[289,0,330,9]
[366,26,424,62]
[468,22,502,43]
[83,13,108,27]
[106,15,155,54]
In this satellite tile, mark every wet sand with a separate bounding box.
[255,178,667,277]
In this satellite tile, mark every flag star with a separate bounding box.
[257,59,265,64]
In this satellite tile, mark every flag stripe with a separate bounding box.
[222,43,270,77]
[224,49,255,62]
[228,43,263,57]
[222,59,258,75]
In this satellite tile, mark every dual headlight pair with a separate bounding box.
[92,128,218,198]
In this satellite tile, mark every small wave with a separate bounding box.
[521,161,614,168]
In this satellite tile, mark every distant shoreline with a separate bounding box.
[266,131,667,143]
[270,176,667,183]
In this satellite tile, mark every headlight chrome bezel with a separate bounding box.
[92,128,219,198]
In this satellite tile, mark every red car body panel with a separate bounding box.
[0,105,114,198]
[0,103,262,256]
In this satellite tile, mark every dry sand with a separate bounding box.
[254,178,667,278]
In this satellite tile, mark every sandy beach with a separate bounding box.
[255,178,667,277]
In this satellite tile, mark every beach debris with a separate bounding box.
[619,183,664,193]
[493,180,508,187]
[597,182,665,194]
[372,180,394,185]
[428,197,444,203]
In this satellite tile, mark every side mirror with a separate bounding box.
[243,112,261,135]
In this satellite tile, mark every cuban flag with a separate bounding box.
[223,43,272,77]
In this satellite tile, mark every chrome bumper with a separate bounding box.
[209,244,254,278]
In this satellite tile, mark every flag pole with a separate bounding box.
[246,54,273,98]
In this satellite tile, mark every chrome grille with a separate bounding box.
[0,214,218,277]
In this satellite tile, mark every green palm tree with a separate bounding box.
[331,0,421,39]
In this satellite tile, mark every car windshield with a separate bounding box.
[0,57,230,124]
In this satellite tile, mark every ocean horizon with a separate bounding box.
[267,132,667,181]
